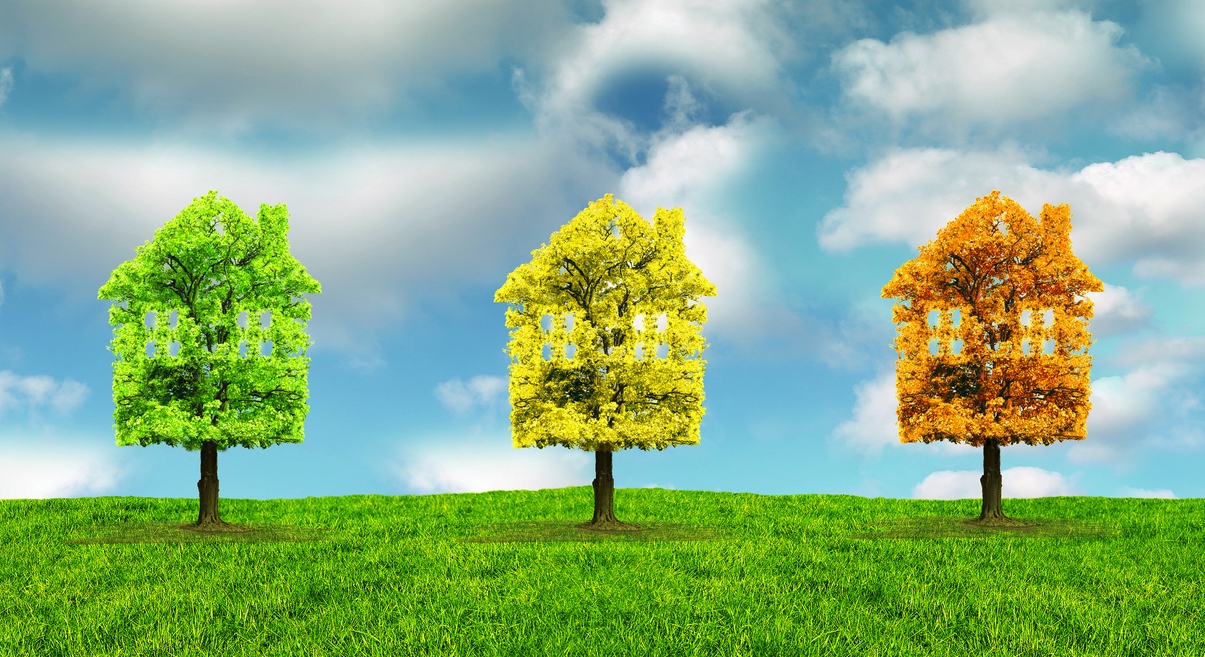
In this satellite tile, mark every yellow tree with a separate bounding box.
[495,194,716,530]
[882,190,1102,524]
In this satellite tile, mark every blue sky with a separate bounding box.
[1,0,1203,503]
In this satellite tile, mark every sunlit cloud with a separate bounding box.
[435,375,507,414]
[0,438,126,499]
[390,431,592,494]
[1084,283,1152,337]
[912,466,1083,499]
[0,370,89,416]
[831,6,1152,139]
[0,67,12,107]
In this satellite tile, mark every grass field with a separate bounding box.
[1,487,1202,656]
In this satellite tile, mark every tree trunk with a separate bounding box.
[978,437,1010,523]
[196,439,226,528]
[585,449,638,530]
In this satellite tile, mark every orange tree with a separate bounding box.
[881,190,1102,524]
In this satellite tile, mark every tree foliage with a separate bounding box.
[494,194,717,452]
[98,191,321,450]
[881,190,1103,447]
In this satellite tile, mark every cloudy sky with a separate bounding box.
[1,0,1202,503]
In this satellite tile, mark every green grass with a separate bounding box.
[1,488,1202,656]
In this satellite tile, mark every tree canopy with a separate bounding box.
[881,190,1103,447]
[98,190,321,451]
[494,194,717,452]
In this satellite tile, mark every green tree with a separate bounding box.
[882,190,1102,524]
[98,190,320,530]
[495,194,716,530]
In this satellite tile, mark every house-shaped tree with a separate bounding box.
[495,194,716,529]
[881,190,1103,523]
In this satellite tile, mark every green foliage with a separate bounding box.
[97,190,321,451]
[495,194,717,451]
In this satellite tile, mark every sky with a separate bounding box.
[0,0,1203,503]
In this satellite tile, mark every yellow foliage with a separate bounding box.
[882,190,1103,447]
[494,195,717,452]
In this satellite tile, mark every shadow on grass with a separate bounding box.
[848,515,1123,539]
[65,521,338,545]
[459,520,734,543]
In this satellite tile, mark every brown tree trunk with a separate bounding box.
[195,439,226,528]
[585,449,638,530]
[978,437,1010,523]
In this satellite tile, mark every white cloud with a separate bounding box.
[435,375,507,414]
[1075,152,1205,283]
[829,369,900,458]
[49,379,88,413]
[0,67,11,107]
[817,145,1205,289]
[912,466,1083,499]
[817,142,1048,252]
[620,111,769,209]
[0,1,576,137]
[617,108,781,340]
[831,8,1153,138]
[1067,336,1205,466]
[0,370,89,416]
[1083,283,1152,336]
[1117,486,1177,499]
[0,440,124,499]
[391,432,592,494]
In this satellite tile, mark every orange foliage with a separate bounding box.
[881,191,1103,447]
